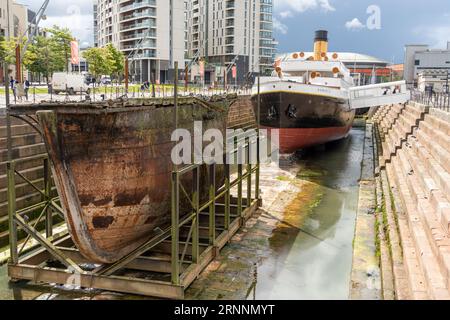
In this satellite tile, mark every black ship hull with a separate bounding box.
[252,91,355,153]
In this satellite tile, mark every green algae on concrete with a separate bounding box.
[349,123,382,300]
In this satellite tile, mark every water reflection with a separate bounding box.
[248,127,365,300]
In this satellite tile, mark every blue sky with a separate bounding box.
[20,0,450,64]
[274,0,450,63]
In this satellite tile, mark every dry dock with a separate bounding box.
[1,97,448,300]
[0,119,366,300]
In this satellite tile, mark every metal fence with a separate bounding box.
[1,83,253,107]
[410,90,450,112]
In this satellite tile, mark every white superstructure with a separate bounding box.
[253,50,410,109]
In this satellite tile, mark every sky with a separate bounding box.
[19,0,450,64]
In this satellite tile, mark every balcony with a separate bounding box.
[120,20,156,32]
[121,9,156,23]
[119,0,156,14]
[121,30,156,41]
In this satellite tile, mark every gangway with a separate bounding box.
[349,81,410,109]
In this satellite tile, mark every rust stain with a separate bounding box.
[92,216,115,229]
[36,96,242,264]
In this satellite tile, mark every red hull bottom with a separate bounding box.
[264,126,352,154]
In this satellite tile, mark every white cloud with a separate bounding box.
[275,0,335,14]
[20,0,94,47]
[279,11,294,19]
[273,18,289,35]
[40,14,94,47]
[345,18,365,30]
[413,25,450,49]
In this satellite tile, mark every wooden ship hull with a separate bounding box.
[37,96,232,264]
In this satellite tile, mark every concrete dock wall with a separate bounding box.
[372,103,450,299]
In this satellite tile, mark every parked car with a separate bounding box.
[100,75,112,85]
[51,72,90,95]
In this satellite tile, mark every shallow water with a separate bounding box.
[249,127,365,300]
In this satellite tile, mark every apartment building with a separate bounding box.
[95,0,186,83]
[0,0,30,83]
[186,0,276,85]
[93,0,98,47]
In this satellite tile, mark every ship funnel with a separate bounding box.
[314,30,328,61]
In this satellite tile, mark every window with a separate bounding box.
[415,60,420,66]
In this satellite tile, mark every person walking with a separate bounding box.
[24,78,30,101]
[9,76,16,101]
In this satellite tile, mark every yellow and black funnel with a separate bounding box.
[314,30,328,61]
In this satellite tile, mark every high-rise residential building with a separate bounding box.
[93,0,98,47]
[95,0,186,83]
[186,0,276,85]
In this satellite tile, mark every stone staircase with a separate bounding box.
[372,103,450,300]
[0,115,51,248]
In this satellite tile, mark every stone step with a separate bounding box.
[373,106,391,122]
[0,143,47,163]
[419,120,450,151]
[0,178,45,203]
[386,163,430,299]
[381,107,403,134]
[407,139,450,235]
[0,133,43,150]
[0,117,29,126]
[393,150,450,298]
[0,165,44,189]
[416,130,450,173]
[404,104,425,120]
[0,156,45,175]
[380,170,412,299]
[0,191,44,219]
[412,138,450,204]
[424,114,450,136]
[402,142,450,237]
[0,124,39,137]
[0,187,58,219]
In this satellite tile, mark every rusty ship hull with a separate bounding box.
[37,97,231,264]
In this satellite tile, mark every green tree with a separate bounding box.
[45,26,73,73]
[82,47,111,77]
[0,37,36,75]
[26,36,53,82]
[0,37,6,63]
[105,43,124,81]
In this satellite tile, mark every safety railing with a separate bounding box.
[411,90,450,112]
[170,133,260,285]
[1,84,253,107]
[6,154,69,267]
